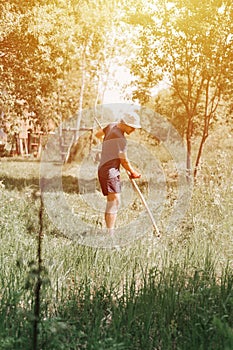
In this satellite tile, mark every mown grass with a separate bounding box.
[0,144,232,349]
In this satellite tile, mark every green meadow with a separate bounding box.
[0,132,232,350]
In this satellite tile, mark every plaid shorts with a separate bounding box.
[98,175,121,196]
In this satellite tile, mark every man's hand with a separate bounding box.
[120,155,141,179]
[129,171,141,179]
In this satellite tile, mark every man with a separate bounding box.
[96,111,141,234]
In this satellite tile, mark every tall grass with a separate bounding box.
[0,153,232,349]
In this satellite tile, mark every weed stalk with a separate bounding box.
[33,193,44,350]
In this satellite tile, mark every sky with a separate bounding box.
[103,64,170,105]
[102,65,133,104]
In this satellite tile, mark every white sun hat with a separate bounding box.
[121,110,141,128]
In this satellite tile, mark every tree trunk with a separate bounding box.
[194,114,210,179]
[194,130,208,179]
[76,48,86,140]
[194,79,211,179]
[186,114,193,180]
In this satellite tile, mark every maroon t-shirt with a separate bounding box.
[98,123,127,179]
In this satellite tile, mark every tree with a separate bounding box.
[129,0,233,178]
[0,0,70,131]
[0,0,136,134]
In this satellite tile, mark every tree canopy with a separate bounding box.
[0,0,132,131]
[128,0,233,176]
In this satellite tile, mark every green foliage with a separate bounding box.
[0,0,130,130]
[129,0,233,175]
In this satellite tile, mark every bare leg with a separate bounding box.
[24,138,28,155]
[19,139,23,155]
[105,193,120,232]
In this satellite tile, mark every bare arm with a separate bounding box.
[119,152,141,178]
[95,128,104,140]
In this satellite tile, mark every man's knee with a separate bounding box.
[106,194,121,214]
